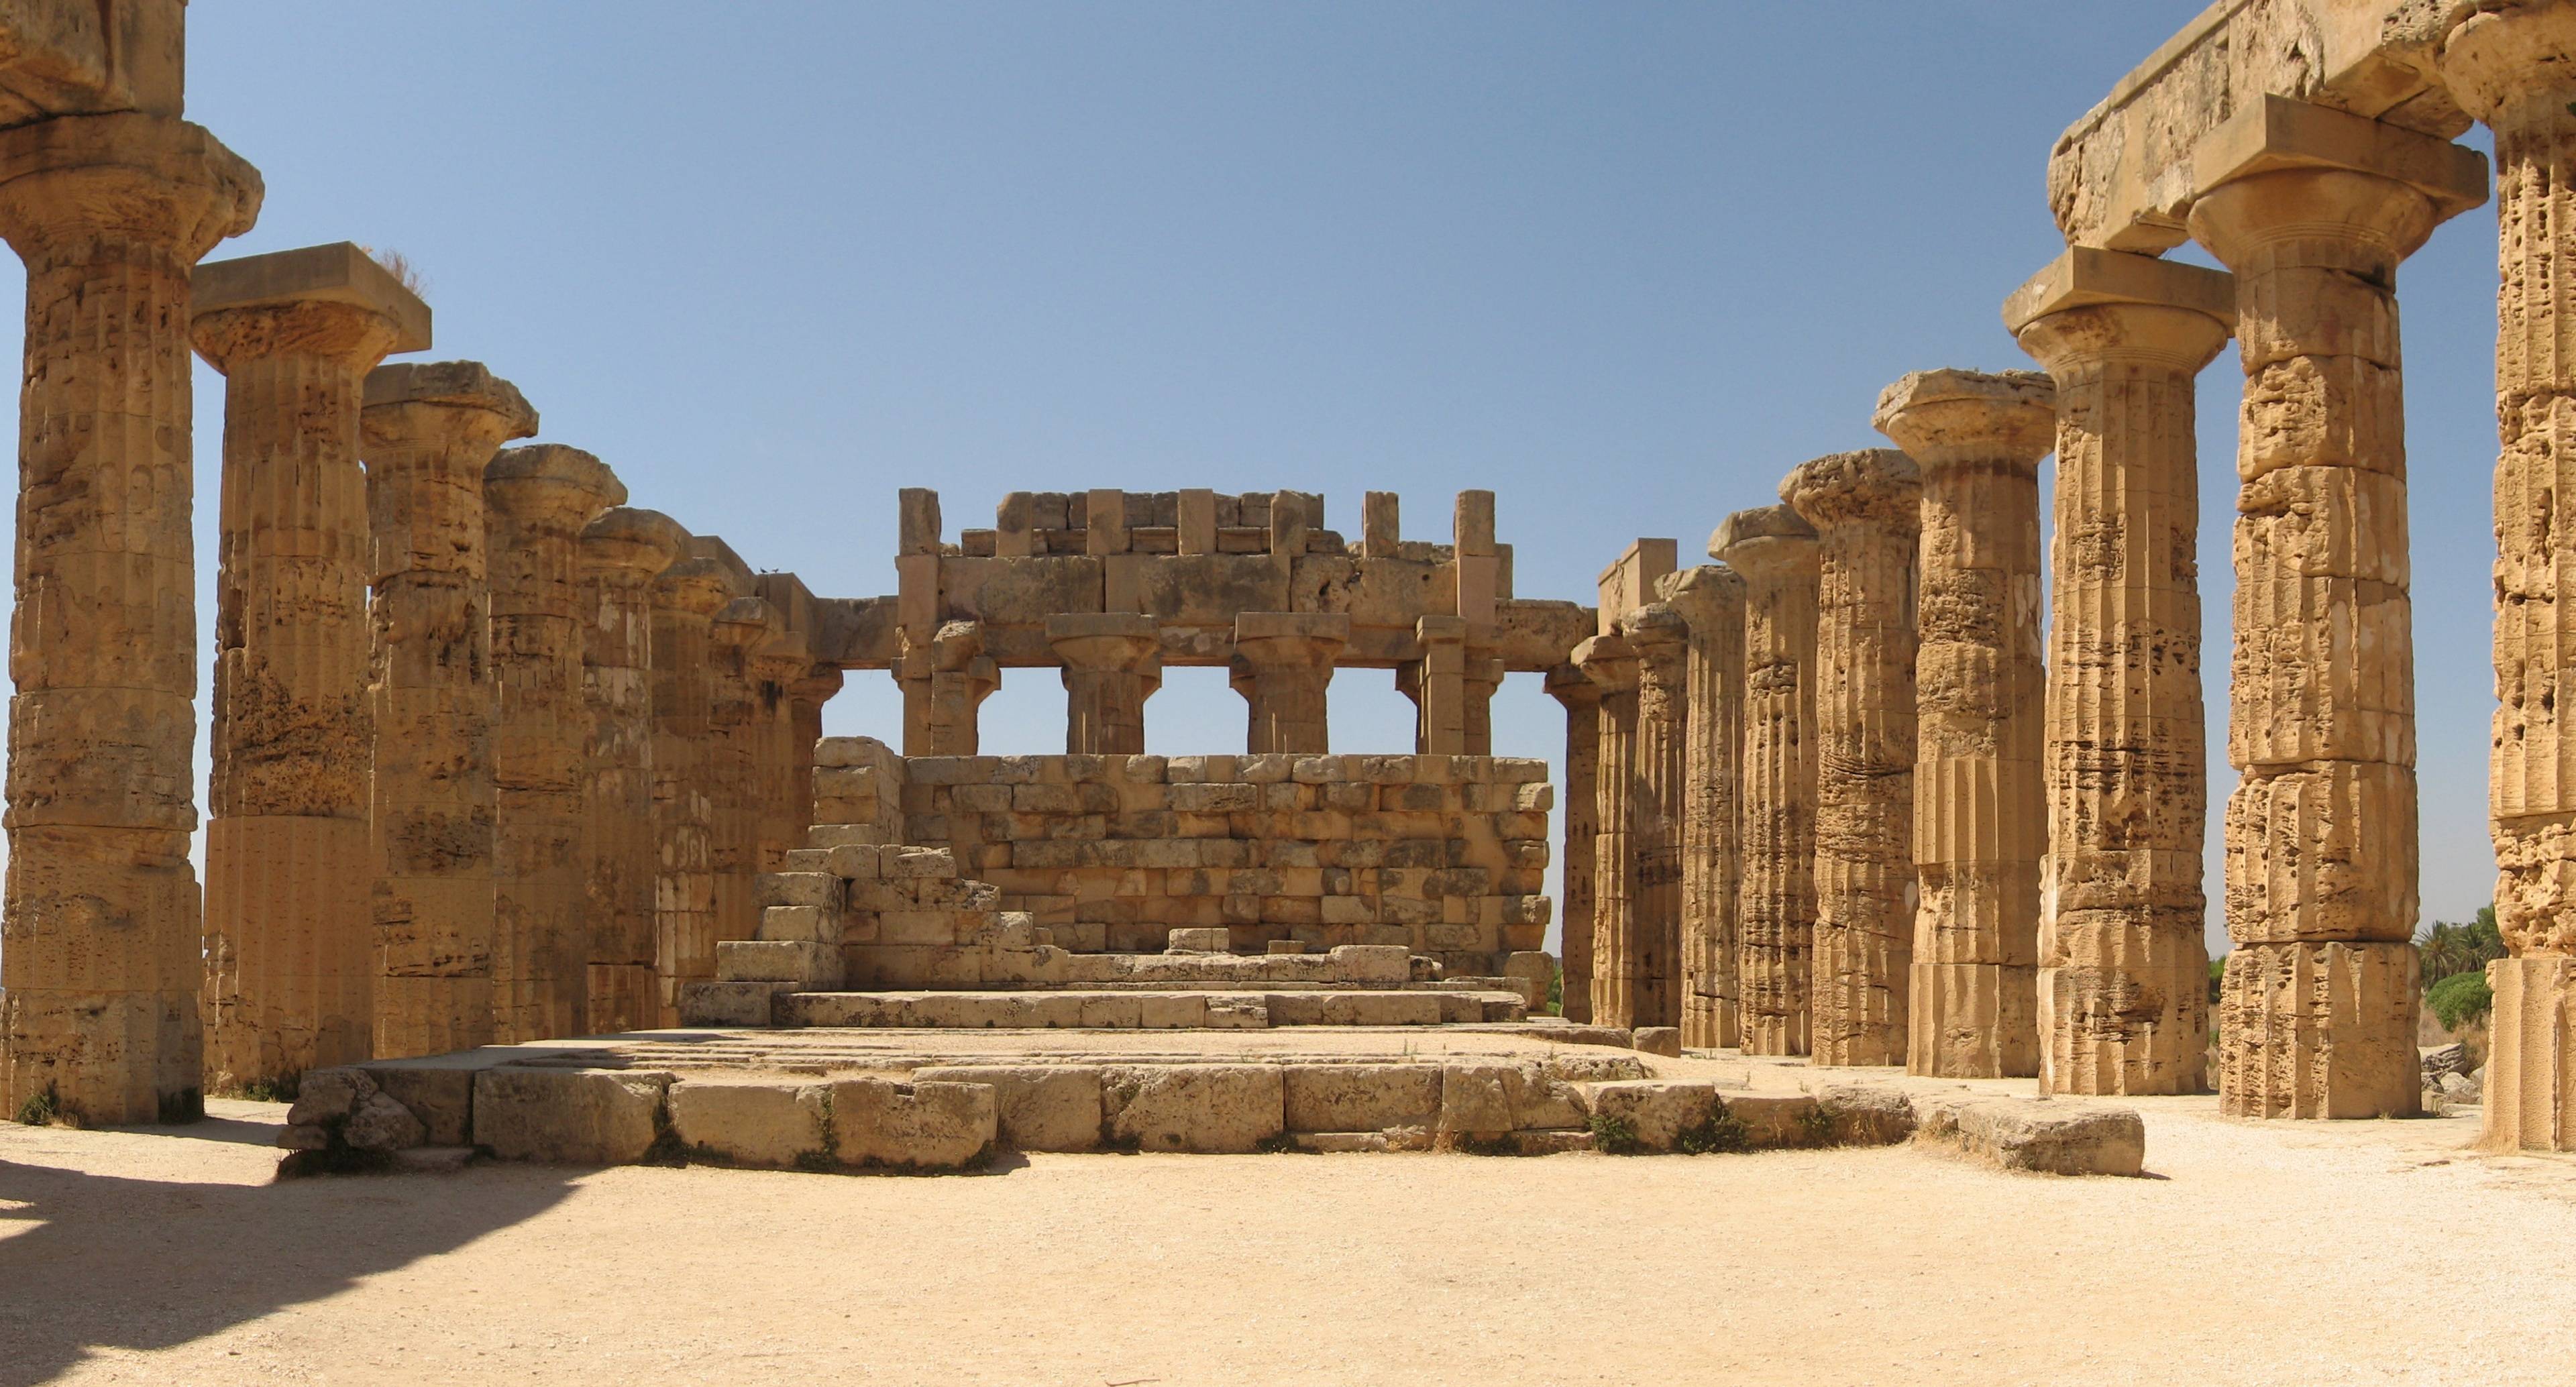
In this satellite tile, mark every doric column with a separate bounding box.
[2186,97,2482,1119]
[1573,632,1641,1027]
[648,555,738,1024]
[787,664,843,842]
[2007,246,2234,1096]
[1874,368,2055,1079]
[1621,605,1689,1032]
[1048,612,1161,755]
[1462,649,1503,757]
[1785,450,1922,1068]
[710,597,782,952]
[1232,612,1349,754]
[747,624,815,880]
[0,113,260,1125]
[577,506,685,1035]
[484,444,624,1043]
[1407,615,1471,755]
[1713,504,1820,1056]
[1660,564,1746,1050]
[360,362,536,1059]
[191,243,425,1087]
[900,618,996,755]
[2438,4,2576,1150]
[1545,663,1603,1023]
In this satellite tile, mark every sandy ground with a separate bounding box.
[1,1079,2566,1387]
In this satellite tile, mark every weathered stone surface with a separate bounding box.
[472,1067,670,1164]
[2009,248,2233,1097]
[1715,505,1820,1058]
[1580,1079,1719,1152]
[1913,1094,2145,1176]
[911,1064,1105,1152]
[668,1078,826,1168]
[2216,939,2420,1118]
[1283,1064,1442,1133]
[1049,612,1160,755]
[1876,368,2055,1079]
[194,243,423,1090]
[1784,450,1921,1068]
[580,508,686,1034]
[362,360,537,1060]
[1573,630,1643,1027]
[1658,565,1745,1050]
[1630,1025,1682,1058]
[649,555,741,1025]
[1620,603,1688,1030]
[829,1076,996,1169]
[1546,665,1603,1023]
[0,111,260,1125]
[1101,1064,1284,1153]
[1233,612,1348,754]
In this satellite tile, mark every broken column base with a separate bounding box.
[2217,939,2419,1119]
[1908,962,2037,1079]
[2485,954,2576,1152]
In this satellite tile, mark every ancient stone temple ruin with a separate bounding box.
[6,0,2576,1172]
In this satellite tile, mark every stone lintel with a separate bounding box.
[687,535,757,592]
[1234,610,1350,653]
[194,241,431,352]
[2189,92,2487,219]
[2002,246,2235,337]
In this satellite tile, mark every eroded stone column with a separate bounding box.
[1660,564,1746,1050]
[1546,664,1603,1023]
[578,506,684,1035]
[2187,98,2481,1119]
[1785,450,1921,1068]
[1049,612,1161,755]
[787,664,843,844]
[1574,630,1641,1027]
[485,444,623,1042]
[1713,504,1820,1056]
[1233,612,1349,754]
[0,113,260,1125]
[192,243,425,1087]
[649,555,737,1024]
[1622,605,1689,1031]
[901,618,996,756]
[361,362,536,1059]
[2007,247,2233,1096]
[710,596,785,952]
[2440,4,2576,1149]
[1874,369,2054,1079]
[748,624,815,880]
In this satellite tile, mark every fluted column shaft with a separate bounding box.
[1662,565,1746,1050]
[2190,132,2475,1117]
[0,113,260,1124]
[1049,614,1161,755]
[2442,3,2576,1150]
[649,557,736,1024]
[485,445,623,1042]
[1546,666,1603,1023]
[192,286,408,1086]
[749,631,814,883]
[1876,370,2055,1078]
[788,666,843,842]
[579,508,682,1034]
[2010,249,2234,1096]
[1233,613,1348,754]
[1716,508,1821,1056]
[708,598,779,956]
[1623,608,1689,1031]
[1786,450,1921,1067]
[361,364,535,1058]
[1575,632,1642,1027]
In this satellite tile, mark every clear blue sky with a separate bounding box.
[21,3,2508,956]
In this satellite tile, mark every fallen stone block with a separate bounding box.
[1285,1064,1442,1133]
[669,1079,828,1168]
[912,1064,1106,1152]
[1580,1080,1721,1153]
[1631,1025,1683,1057]
[1913,1095,2145,1176]
[830,1077,997,1170]
[472,1068,674,1165]
[1102,1064,1285,1154]
[1815,1084,1919,1146]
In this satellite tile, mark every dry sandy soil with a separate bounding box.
[1,1077,2565,1386]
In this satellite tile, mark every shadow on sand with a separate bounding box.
[0,1118,580,1386]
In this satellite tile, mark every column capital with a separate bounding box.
[486,443,625,525]
[580,506,688,581]
[1782,449,1921,530]
[1572,630,1640,691]
[1046,612,1161,673]
[1544,660,1603,710]
[1415,613,1469,648]
[1233,611,1349,667]
[790,664,846,704]
[749,629,814,688]
[191,241,430,372]
[1709,503,1818,578]
[2188,94,2485,239]
[1872,369,2057,472]
[363,359,539,456]
[2444,2,2576,121]
[713,595,784,655]
[2004,248,2236,381]
[650,555,742,619]
[0,111,260,264]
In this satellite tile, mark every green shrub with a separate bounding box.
[2429,971,2495,1032]
[1589,1111,1642,1156]
[1547,961,1563,1017]
[2208,956,2225,1006]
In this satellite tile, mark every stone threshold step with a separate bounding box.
[774,988,1529,1030]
